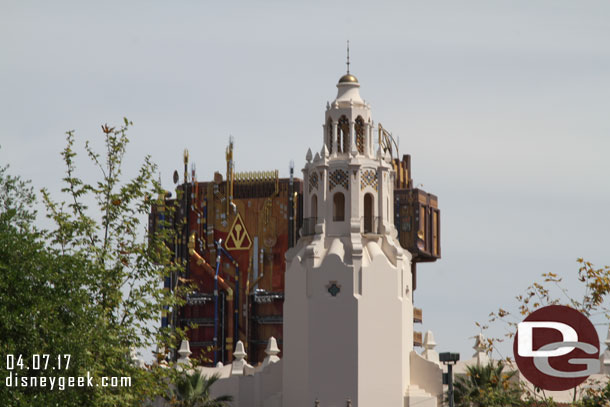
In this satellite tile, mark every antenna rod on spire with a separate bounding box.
[346,40,350,74]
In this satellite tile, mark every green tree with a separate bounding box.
[39,119,194,405]
[453,362,522,407]
[0,163,96,406]
[1,119,194,406]
[168,372,232,407]
[576,377,610,407]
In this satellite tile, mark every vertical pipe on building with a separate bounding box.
[203,198,207,250]
[293,191,299,243]
[172,236,178,331]
[289,161,294,248]
[220,291,226,362]
[207,184,216,266]
[183,150,191,281]
[253,237,259,283]
[234,265,239,347]
[213,239,222,364]
[226,291,234,362]
[216,244,241,355]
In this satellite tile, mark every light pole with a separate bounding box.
[439,352,460,407]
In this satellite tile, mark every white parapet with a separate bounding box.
[422,330,440,366]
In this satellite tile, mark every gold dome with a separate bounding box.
[339,73,358,83]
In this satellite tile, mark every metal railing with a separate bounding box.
[301,216,388,235]
[362,216,383,234]
[252,290,284,304]
[186,292,214,305]
[179,317,214,326]
[251,315,283,325]
[314,398,353,406]
[301,217,319,236]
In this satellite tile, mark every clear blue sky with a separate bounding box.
[2,0,609,361]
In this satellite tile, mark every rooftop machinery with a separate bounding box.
[150,135,440,365]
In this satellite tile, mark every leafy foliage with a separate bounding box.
[0,164,96,406]
[571,376,610,407]
[484,260,610,356]
[453,362,522,407]
[167,372,232,407]
[477,259,610,405]
[1,119,195,406]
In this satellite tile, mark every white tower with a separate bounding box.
[282,71,415,407]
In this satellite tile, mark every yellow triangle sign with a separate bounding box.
[225,213,252,250]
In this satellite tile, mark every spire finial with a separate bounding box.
[346,40,350,74]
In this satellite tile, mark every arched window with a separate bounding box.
[333,192,345,222]
[311,194,318,220]
[355,116,365,154]
[363,193,374,233]
[326,118,333,152]
[337,116,349,153]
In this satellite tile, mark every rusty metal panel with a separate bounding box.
[413,307,423,324]
[413,331,423,347]
[394,188,441,262]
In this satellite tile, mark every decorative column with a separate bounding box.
[304,150,312,218]
[422,331,440,365]
[231,340,254,376]
[176,340,192,367]
[332,122,338,156]
[363,122,370,157]
[262,336,281,369]
[322,124,326,150]
[349,120,357,156]
[369,121,374,157]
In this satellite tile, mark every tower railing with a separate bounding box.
[302,216,385,235]
[362,216,382,235]
[301,217,318,236]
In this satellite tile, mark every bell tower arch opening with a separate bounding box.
[355,116,365,154]
[337,115,349,153]
[363,192,374,233]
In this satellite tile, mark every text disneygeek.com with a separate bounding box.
[3,354,131,390]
